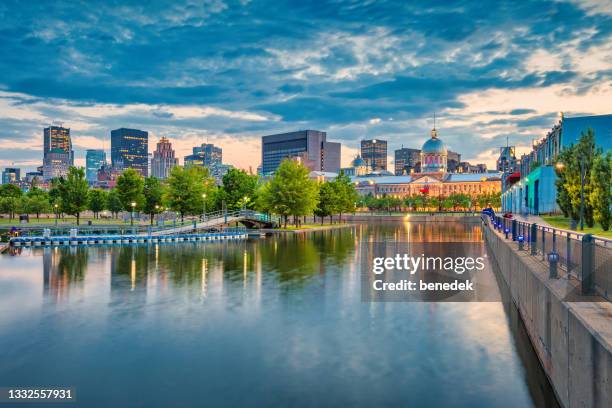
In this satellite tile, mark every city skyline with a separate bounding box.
[0,1,610,172]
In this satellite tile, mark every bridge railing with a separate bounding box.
[484,214,612,301]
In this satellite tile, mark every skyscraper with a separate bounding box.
[43,125,74,181]
[184,143,222,168]
[261,130,341,174]
[86,149,106,184]
[111,128,148,176]
[151,137,178,179]
[1,168,20,184]
[394,147,420,175]
[361,139,387,171]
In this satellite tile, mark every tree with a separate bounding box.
[57,167,89,225]
[143,176,164,225]
[590,151,611,231]
[107,189,123,219]
[220,168,258,211]
[0,183,23,199]
[165,166,212,222]
[315,181,339,224]
[0,196,21,219]
[265,159,319,227]
[334,171,358,221]
[24,190,50,219]
[88,189,107,219]
[116,168,145,213]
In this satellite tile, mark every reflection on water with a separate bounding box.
[0,221,557,407]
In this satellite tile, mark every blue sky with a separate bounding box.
[0,0,610,171]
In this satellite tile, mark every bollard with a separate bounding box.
[581,234,594,295]
[504,227,510,239]
[530,223,538,255]
[548,251,559,278]
[517,235,525,251]
[511,220,517,241]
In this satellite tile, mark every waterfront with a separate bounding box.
[0,221,557,407]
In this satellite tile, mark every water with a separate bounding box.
[0,222,558,407]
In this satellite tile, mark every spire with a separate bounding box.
[430,112,438,139]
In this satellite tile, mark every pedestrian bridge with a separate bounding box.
[151,210,276,235]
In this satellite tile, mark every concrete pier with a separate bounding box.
[484,222,612,408]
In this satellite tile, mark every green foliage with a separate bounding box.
[164,166,212,221]
[220,168,258,211]
[590,152,611,231]
[56,167,89,224]
[334,171,358,217]
[315,181,338,221]
[261,159,319,226]
[88,189,108,218]
[106,189,123,218]
[0,196,21,219]
[0,183,23,199]
[143,176,164,224]
[116,168,145,211]
[24,190,51,219]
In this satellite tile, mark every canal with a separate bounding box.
[0,221,558,407]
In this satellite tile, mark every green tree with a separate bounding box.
[265,159,319,227]
[116,168,145,213]
[165,166,212,222]
[220,168,258,211]
[0,196,21,219]
[88,189,107,219]
[107,189,123,219]
[334,171,359,221]
[315,181,339,223]
[590,151,611,231]
[24,190,50,219]
[143,176,164,225]
[0,183,23,199]
[57,167,89,225]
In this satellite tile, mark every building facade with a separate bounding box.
[2,167,20,184]
[394,147,420,175]
[361,139,387,171]
[111,128,149,176]
[502,114,612,215]
[43,126,73,181]
[151,137,178,179]
[420,127,447,173]
[261,130,341,174]
[184,143,222,168]
[86,149,106,184]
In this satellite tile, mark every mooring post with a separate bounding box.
[530,223,538,255]
[581,234,594,295]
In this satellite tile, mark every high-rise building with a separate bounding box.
[151,137,178,179]
[184,143,222,168]
[361,139,387,171]
[2,167,20,184]
[111,128,148,176]
[394,147,420,175]
[42,126,73,181]
[261,130,341,174]
[86,149,106,184]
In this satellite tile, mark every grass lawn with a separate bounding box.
[0,216,132,226]
[541,215,612,239]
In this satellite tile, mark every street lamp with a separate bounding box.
[130,201,136,226]
[242,195,248,211]
[54,203,59,226]
[154,205,159,225]
[202,193,207,220]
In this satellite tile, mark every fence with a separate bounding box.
[484,214,612,301]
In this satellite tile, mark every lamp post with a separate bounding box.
[242,195,248,211]
[130,202,136,226]
[154,205,159,225]
[54,203,59,226]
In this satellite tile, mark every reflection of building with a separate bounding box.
[151,137,178,179]
[86,149,106,184]
[502,113,612,215]
[2,167,20,184]
[184,143,222,168]
[261,130,341,174]
[111,128,148,176]
[361,139,387,171]
[43,126,74,181]
[394,147,420,175]
[353,124,501,199]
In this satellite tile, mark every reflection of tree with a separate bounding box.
[56,247,88,282]
[43,247,88,302]
[258,235,320,284]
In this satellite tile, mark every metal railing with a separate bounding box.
[484,214,612,301]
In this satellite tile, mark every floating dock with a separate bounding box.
[9,231,247,247]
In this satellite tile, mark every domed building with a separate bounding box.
[351,154,369,176]
[420,127,447,173]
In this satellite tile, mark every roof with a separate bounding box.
[446,172,502,182]
[351,175,413,184]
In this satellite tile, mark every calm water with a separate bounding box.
[0,222,557,407]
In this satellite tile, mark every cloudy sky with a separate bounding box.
[0,0,610,172]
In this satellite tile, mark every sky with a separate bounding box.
[0,0,610,173]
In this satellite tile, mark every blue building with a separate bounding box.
[502,114,612,215]
[111,128,148,176]
[86,149,106,184]
[184,143,222,168]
